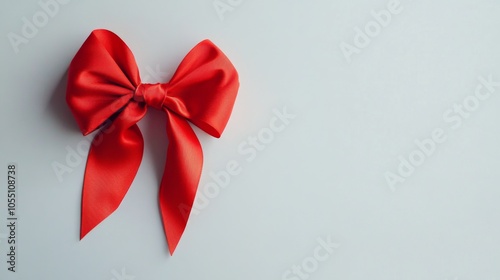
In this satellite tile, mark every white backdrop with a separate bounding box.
[1,0,500,279]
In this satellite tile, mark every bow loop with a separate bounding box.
[166,40,239,138]
[67,29,141,135]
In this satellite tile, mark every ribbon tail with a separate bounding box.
[80,102,147,239]
[159,110,203,255]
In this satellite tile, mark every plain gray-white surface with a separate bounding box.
[1,0,500,279]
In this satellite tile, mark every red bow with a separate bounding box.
[66,29,239,254]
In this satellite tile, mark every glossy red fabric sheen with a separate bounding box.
[66,29,239,255]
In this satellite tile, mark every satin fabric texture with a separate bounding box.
[66,29,239,254]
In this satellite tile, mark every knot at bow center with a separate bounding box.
[134,83,170,110]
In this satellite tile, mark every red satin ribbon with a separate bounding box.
[66,29,239,254]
